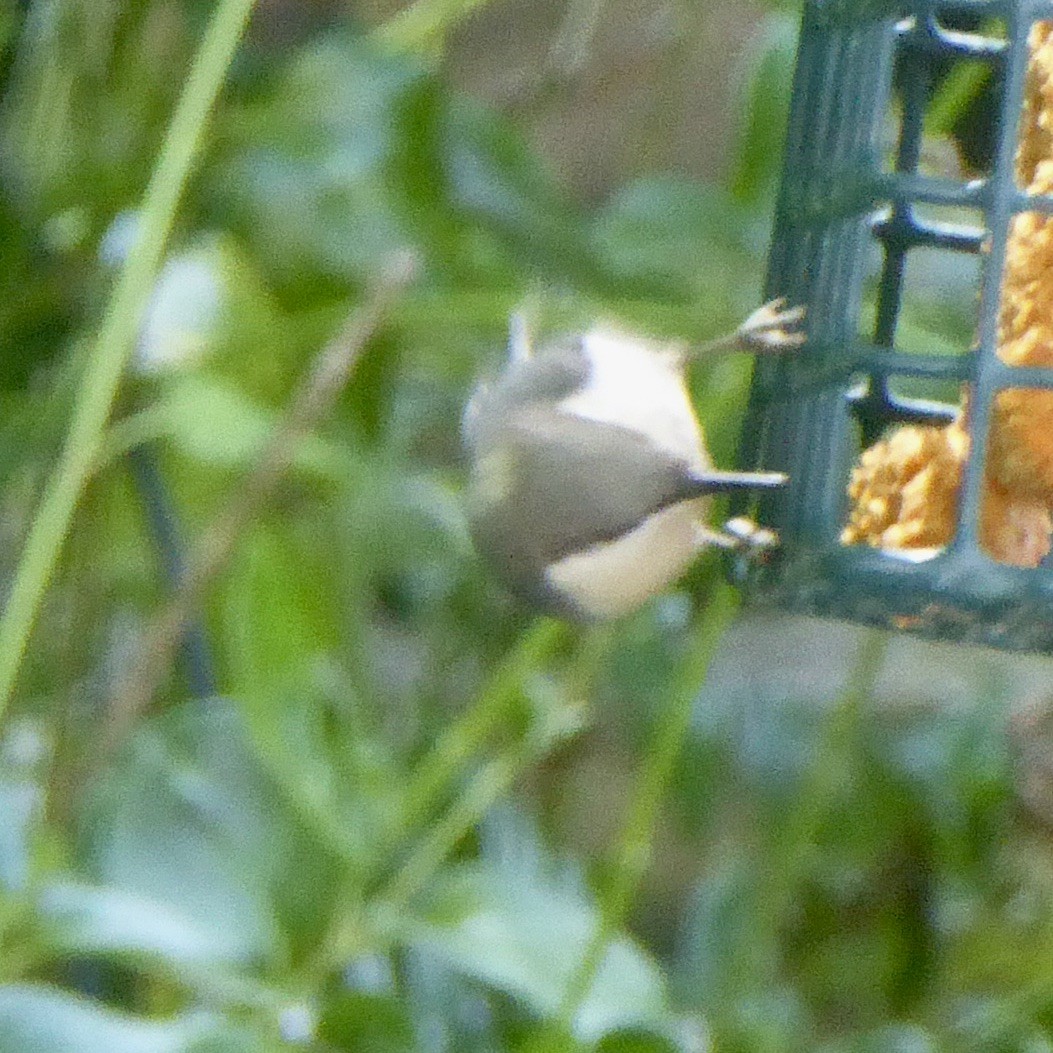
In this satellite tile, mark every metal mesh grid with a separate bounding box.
[741,0,1053,651]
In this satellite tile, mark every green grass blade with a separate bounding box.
[0,0,258,717]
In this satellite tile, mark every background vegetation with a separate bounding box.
[2,1,1053,1051]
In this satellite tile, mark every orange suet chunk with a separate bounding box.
[843,20,1053,567]
[980,478,1053,568]
[989,21,1053,505]
[841,421,966,551]
[841,416,1052,568]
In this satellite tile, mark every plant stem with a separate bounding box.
[99,254,416,764]
[376,0,499,53]
[0,0,258,720]
[307,667,580,981]
[751,627,887,957]
[725,626,887,993]
[554,583,740,1031]
[399,618,566,833]
[299,618,570,982]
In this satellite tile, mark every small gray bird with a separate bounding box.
[462,301,804,620]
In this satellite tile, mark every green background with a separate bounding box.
[2,2,1051,1051]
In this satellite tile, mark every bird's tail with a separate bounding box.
[680,469,788,497]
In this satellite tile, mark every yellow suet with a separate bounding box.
[843,21,1053,567]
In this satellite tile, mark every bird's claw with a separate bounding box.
[721,516,780,554]
[697,517,781,556]
[737,297,807,352]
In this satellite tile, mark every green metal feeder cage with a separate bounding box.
[740,0,1053,651]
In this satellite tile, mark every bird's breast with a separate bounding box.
[544,499,706,619]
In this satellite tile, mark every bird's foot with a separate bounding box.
[736,298,806,353]
[697,517,780,557]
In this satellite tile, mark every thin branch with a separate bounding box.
[98,252,417,765]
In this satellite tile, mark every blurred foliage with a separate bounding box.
[4,1,1053,1052]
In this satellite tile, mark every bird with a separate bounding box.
[462,300,804,620]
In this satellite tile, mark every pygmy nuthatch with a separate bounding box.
[462,301,804,620]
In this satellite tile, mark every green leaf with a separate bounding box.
[409,809,672,1043]
[376,0,497,54]
[594,1029,683,1053]
[220,523,383,860]
[730,13,799,205]
[389,86,592,287]
[590,176,759,309]
[153,373,341,478]
[0,778,37,893]
[820,1023,940,1053]
[0,984,248,1053]
[221,30,596,294]
[317,991,415,1053]
[38,881,254,969]
[219,525,383,958]
[414,876,669,1041]
[924,58,992,141]
[217,33,418,283]
[83,701,284,967]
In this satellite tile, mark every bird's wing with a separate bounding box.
[491,409,694,560]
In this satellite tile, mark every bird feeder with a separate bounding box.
[740,0,1053,651]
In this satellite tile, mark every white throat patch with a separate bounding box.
[557,329,709,470]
